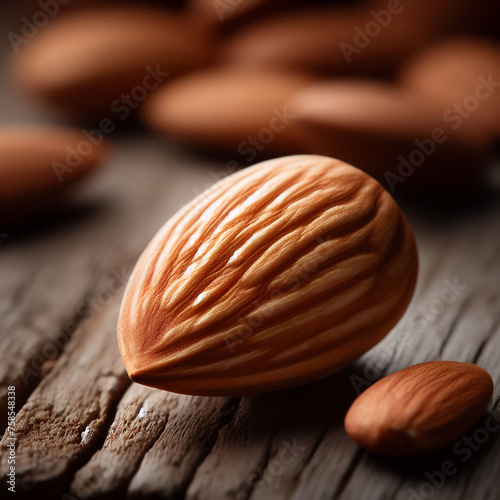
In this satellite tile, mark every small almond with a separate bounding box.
[118,155,418,396]
[345,361,494,456]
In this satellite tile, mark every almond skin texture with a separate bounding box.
[345,361,494,456]
[10,6,212,118]
[0,127,107,227]
[118,155,418,396]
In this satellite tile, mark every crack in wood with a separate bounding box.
[472,336,491,366]
[70,386,175,499]
[181,397,241,500]
[0,282,107,436]
[331,449,365,500]
[246,445,275,500]
[437,293,473,358]
[126,395,241,499]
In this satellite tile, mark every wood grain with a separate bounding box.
[1,146,499,499]
[71,384,179,499]
[1,7,499,499]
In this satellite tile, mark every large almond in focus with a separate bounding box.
[289,81,491,193]
[10,6,213,118]
[118,155,418,396]
[141,67,311,155]
[345,361,494,456]
[0,127,107,226]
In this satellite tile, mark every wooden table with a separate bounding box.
[1,9,500,500]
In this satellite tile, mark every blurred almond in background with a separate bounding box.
[220,0,500,77]
[142,67,313,157]
[0,127,108,227]
[400,38,500,139]
[3,0,500,211]
[288,81,492,194]
[10,5,214,119]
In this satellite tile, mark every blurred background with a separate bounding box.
[2,0,500,216]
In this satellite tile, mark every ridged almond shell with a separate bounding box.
[345,361,494,455]
[118,155,418,395]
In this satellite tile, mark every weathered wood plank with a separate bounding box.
[185,392,294,500]
[128,395,239,499]
[0,294,129,497]
[246,372,356,500]
[70,384,175,499]
[2,163,499,499]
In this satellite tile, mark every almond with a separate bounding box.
[345,361,494,456]
[289,80,490,193]
[10,6,213,118]
[118,155,418,396]
[400,38,500,138]
[0,127,107,227]
[141,67,312,155]
[220,1,486,77]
